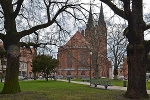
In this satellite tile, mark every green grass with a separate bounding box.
[72,78,126,86]
[110,79,128,87]
[0,80,128,100]
[72,78,150,90]
[0,80,150,100]
[146,81,150,90]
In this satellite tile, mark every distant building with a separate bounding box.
[0,42,6,78]
[0,42,36,78]
[57,3,112,78]
[19,46,36,77]
[119,57,128,79]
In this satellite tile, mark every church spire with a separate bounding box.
[98,3,106,27]
[86,4,94,29]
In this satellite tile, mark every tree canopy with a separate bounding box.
[32,55,59,81]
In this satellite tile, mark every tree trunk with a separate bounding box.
[46,73,48,81]
[1,45,21,93]
[125,44,148,99]
[92,51,99,79]
[95,64,99,79]
[33,72,37,80]
[113,64,118,80]
[124,1,149,98]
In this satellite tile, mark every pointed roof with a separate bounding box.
[99,3,104,20]
[64,31,90,48]
[98,3,106,26]
[86,5,94,29]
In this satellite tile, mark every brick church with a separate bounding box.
[57,3,112,78]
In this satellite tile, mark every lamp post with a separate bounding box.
[90,51,92,86]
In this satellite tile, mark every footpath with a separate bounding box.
[57,79,150,94]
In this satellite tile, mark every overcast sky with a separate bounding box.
[51,1,150,57]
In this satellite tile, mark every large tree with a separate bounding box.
[100,0,150,99]
[0,0,86,94]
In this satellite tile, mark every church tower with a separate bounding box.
[85,5,95,43]
[96,3,107,57]
[86,6,94,29]
[85,3,108,78]
[85,3,107,54]
[56,3,111,79]
[98,3,106,28]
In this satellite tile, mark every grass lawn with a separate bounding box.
[72,78,127,86]
[0,80,128,100]
[72,78,150,90]
[105,79,150,90]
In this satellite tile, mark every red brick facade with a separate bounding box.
[57,31,111,78]
[57,4,111,78]
[57,31,94,78]
[19,47,36,77]
[0,42,36,78]
[120,57,128,78]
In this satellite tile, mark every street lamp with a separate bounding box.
[90,51,92,86]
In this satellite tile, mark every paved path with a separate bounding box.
[57,79,150,94]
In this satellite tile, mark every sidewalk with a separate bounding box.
[57,79,150,94]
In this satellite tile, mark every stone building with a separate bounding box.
[57,4,112,78]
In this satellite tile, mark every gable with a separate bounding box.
[64,31,90,48]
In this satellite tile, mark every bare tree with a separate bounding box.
[107,23,128,80]
[99,0,150,99]
[0,0,88,94]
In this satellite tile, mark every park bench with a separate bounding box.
[91,80,113,89]
[81,77,90,82]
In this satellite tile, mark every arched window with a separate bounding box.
[68,52,72,68]
[80,52,85,66]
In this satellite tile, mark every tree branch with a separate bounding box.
[18,21,54,38]
[13,0,24,18]
[18,4,76,38]
[100,0,127,20]
[145,24,150,31]
[0,33,5,41]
